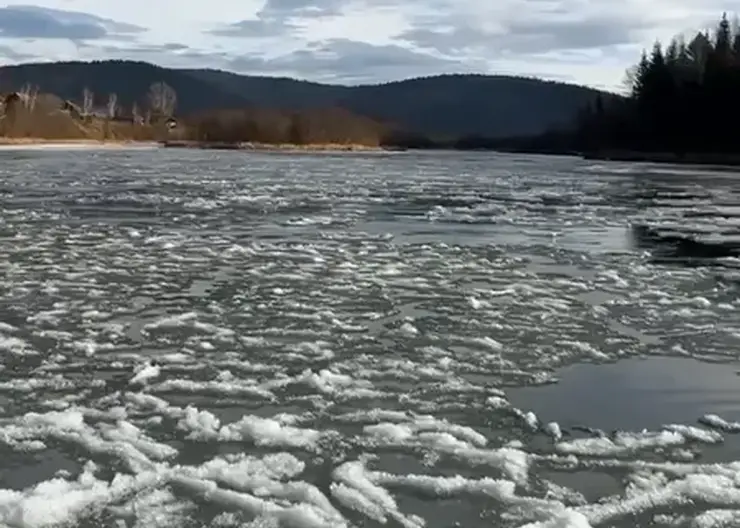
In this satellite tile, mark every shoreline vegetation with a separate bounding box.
[4,138,740,166]
[581,150,740,166]
[159,140,393,151]
[484,12,740,166]
[1,13,739,165]
[0,138,391,152]
[0,86,407,152]
[0,138,157,146]
[2,139,738,167]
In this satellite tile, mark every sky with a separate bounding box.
[0,1,735,91]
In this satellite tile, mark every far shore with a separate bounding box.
[0,138,160,149]
[159,140,395,152]
[582,149,740,167]
[490,146,740,168]
[0,137,402,153]
[3,138,737,168]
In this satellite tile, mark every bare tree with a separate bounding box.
[82,88,94,116]
[107,93,118,119]
[18,83,31,108]
[164,87,177,117]
[132,102,140,124]
[622,65,638,94]
[147,82,177,118]
[147,83,162,116]
[28,85,39,111]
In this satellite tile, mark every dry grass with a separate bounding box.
[242,142,383,151]
[0,95,164,142]
[182,106,386,146]
[161,140,385,151]
[0,91,384,148]
[0,137,158,147]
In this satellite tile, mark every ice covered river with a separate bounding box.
[1,147,740,527]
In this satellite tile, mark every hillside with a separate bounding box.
[0,88,384,147]
[0,90,161,141]
[0,60,614,139]
[183,69,614,139]
[0,61,247,118]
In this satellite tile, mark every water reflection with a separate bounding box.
[601,162,740,267]
[509,357,740,458]
[629,223,740,264]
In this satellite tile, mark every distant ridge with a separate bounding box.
[0,60,615,138]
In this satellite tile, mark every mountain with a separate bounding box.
[0,60,614,139]
[0,60,248,116]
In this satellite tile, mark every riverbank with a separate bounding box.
[582,149,740,166]
[6,138,737,167]
[487,145,740,167]
[160,140,395,152]
[0,138,159,148]
[0,138,399,152]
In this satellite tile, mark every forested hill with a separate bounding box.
[183,69,613,138]
[580,13,740,154]
[503,12,740,159]
[0,60,612,139]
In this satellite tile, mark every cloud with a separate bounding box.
[0,5,145,40]
[0,44,37,62]
[72,41,233,71]
[63,35,473,84]
[226,38,475,83]
[0,0,735,90]
[396,0,657,59]
[206,0,345,38]
[208,18,294,38]
[259,0,345,18]
[197,0,671,87]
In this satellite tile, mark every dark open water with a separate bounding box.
[0,146,739,527]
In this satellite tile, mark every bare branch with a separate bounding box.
[147,83,162,116]
[622,65,638,92]
[107,93,118,119]
[19,83,31,108]
[147,82,177,118]
[163,85,177,117]
[28,85,38,111]
[82,87,94,116]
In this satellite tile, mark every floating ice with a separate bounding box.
[0,148,738,528]
[130,362,161,386]
[699,414,740,433]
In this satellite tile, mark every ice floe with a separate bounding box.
[0,149,739,527]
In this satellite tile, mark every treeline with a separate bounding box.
[580,13,740,154]
[375,129,582,152]
[497,13,740,156]
[0,80,390,144]
[181,106,386,146]
[70,81,178,124]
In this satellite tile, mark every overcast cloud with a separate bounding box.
[0,0,735,90]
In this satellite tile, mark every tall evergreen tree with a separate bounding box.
[503,13,740,157]
[559,13,740,155]
[715,13,732,59]
[630,51,650,99]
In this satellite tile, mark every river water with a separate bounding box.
[0,147,740,528]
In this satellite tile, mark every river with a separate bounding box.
[0,147,739,527]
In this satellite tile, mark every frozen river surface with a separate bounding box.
[1,148,740,527]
